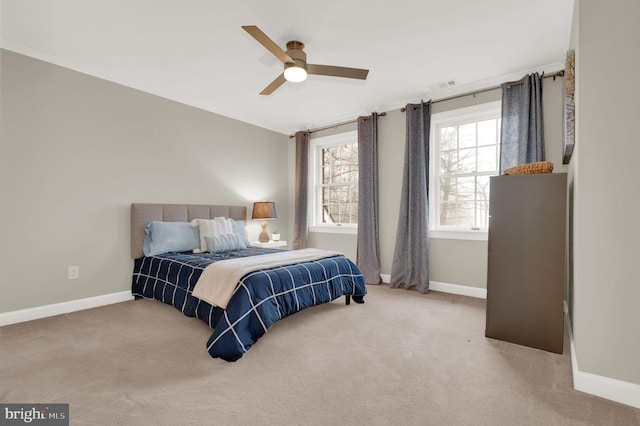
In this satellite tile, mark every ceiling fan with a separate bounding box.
[242,25,369,95]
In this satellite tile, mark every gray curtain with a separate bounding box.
[499,72,545,173]
[356,113,381,284]
[292,131,309,250]
[390,101,431,293]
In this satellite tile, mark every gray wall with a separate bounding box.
[298,79,566,289]
[0,50,289,313]
[570,0,640,384]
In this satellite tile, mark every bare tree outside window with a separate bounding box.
[436,114,500,230]
[321,143,358,224]
[309,131,359,230]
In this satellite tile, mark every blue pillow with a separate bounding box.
[143,221,200,256]
[232,220,251,246]
[204,233,247,253]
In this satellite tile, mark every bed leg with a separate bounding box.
[345,295,351,305]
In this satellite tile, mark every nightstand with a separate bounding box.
[251,241,287,248]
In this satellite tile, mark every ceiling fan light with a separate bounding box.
[284,65,307,82]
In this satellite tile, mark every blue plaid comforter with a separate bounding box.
[132,248,366,361]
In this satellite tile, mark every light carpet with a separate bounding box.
[1,284,638,425]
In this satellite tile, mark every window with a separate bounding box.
[430,101,501,239]
[309,131,358,233]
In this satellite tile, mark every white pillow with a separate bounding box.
[191,218,234,252]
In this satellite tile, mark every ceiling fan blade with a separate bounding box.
[259,73,287,95]
[307,64,369,80]
[242,25,293,64]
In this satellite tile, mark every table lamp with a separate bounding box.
[252,201,277,243]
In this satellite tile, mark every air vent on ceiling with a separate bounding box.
[429,79,457,91]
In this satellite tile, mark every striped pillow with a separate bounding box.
[204,233,247,253]
[191,218,234,253]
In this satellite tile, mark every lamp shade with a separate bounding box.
[252,201,277,220]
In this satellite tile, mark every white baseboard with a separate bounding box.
[379,275,487,299]
[429,281,487,299]
[564,302,640,409]
[0,291,135,327]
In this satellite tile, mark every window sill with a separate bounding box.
[430,230,488,241]
[309,225,357,235]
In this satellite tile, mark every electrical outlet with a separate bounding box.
[68,266,80,280]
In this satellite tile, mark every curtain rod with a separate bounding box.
[288,69,564,136]
[288,111,386,139]
[400,70,565,112]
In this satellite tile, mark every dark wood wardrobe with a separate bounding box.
[485,173,567,353]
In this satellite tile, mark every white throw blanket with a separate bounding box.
[192,248,343,309]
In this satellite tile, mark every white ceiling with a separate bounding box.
[1,0,574,135]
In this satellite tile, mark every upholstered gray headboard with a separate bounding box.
[130,203,247,259]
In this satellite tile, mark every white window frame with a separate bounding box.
[429,101,501,241]
[308,130,358,235]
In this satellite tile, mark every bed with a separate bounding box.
[130,203,366,361]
